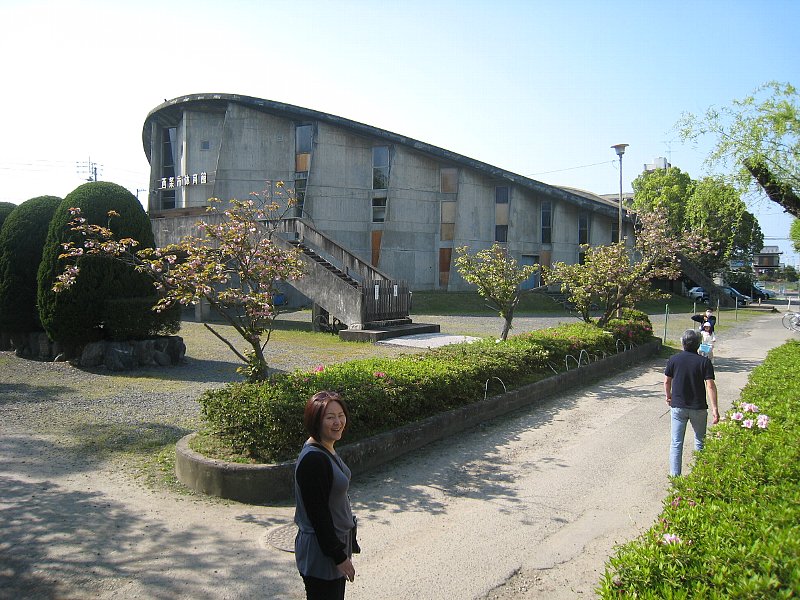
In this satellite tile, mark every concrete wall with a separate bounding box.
[148,101,621,291]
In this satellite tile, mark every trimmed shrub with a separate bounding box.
[102,297,181,341]
[0,202,17,230]
[0,196,62,333]
[37,182,163,347]
[198,317,652,462]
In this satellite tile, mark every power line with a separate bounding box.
[526,160,615,177]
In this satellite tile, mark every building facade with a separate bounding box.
[143,93,630,292]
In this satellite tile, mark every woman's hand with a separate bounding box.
[336,557,355,582]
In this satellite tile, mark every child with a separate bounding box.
[698,321,716,362]
[691,307,716,333]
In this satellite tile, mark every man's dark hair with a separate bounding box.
[681,329,701,353]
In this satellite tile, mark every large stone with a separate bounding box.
[153,350,172,366]
[104,342,137,371]
[80,342,106,367]
[165,336,186,364]
[133,340,157,366]
[36,333,53,361]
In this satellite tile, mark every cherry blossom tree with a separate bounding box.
[543,209,712,327]
[455,243,538,340]
[55,190,305,381]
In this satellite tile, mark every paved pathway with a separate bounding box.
[0,311,793,599]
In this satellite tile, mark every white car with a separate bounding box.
[687,287,708,301]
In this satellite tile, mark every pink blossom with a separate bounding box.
[742,419,754,429]
[757,414,769,429]
[661,533,682,545]
[731,412,744,421]
[313,365,325,373]
[741,403,759,413]
[373,371,386,378]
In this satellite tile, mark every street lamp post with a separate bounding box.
[611,143,629,242]
[611,143,629,319]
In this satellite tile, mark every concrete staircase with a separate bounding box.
[677,252,735,308]
[270,218,439,340]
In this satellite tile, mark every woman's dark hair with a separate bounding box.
[303,391,349,442]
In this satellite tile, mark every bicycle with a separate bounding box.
[781,311,800,332]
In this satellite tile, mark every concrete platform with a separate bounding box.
[338,322,440,342]
[376,332,480,348]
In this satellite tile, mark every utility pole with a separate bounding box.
[76,157,103,182]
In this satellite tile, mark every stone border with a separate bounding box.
[176,338,662,504]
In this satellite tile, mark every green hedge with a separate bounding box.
[598,340,800,599]
[198,316,653,463]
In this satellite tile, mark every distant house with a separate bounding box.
[142,93,631,292]
[753,246,782,274]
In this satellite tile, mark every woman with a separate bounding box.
[294,391,359,600]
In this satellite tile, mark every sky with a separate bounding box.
[1,0,798,266]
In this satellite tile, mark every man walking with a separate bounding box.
[664,329,719,476]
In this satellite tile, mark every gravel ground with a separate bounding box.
[0,306,735,455]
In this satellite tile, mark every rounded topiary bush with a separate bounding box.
[0,202,17,230]
[37,181,176,348]
[0,196,63,334]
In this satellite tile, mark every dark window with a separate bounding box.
[161,127,177,210]
[541,201,552,244]
[373,146,390,190]
[372,197,387,223]
[296,125,313,153]
[296,124,313,172]
[440,168,458,193]
[495,186,509,203]
[200,140,210,150]
[611,219,619,243]
[578,213,590,245]
[294,179,306,218]
[495,225,508,243]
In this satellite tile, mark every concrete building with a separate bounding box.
[143,93,630,295]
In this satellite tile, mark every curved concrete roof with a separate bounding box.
[143,93,621,218]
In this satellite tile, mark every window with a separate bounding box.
[372,197,387,223]
[495,186,509,204]
[161,127,177,210]
[295,124,313,172]
[578,213,590,245]
[611,219,619,243]
[200,140,210,151]
[541,201,552,244]
[440,168,458,193]
[294,179,306,218]
[495,225,508,243]
[373,146,390,190]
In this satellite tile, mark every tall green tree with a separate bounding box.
[631,167,694,235]
[678,81,800,217]
[790,218,800,253]
[454,244,538,341]
[684,176,763,273]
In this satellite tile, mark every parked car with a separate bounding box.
[687,287,709,302]
[749,286,772,301]
[721,286,751,307]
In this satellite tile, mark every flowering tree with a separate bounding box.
[543,209,712,327]
[55,191,305,381]
[455,243,538,341]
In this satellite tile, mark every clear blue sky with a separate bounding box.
[1,0,798,265]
